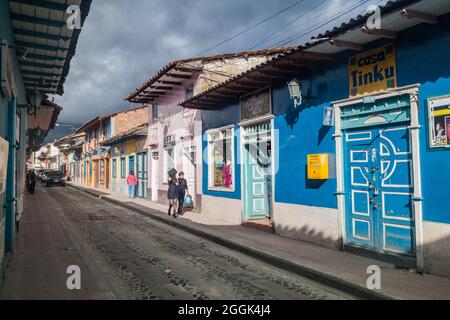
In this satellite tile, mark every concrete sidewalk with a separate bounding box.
[0,187,116,300]
[69,182,450,300]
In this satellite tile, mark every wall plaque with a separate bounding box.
[240,87,272,122]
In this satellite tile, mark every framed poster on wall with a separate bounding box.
[0,137,9,194]
[428,95,450,148]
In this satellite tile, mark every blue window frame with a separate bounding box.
[112,158,117,179]
[120,157,126,179]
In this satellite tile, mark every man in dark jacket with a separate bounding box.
[27,170,37,194]
[177,172,188,215]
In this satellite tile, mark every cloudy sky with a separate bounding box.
[54,0,384,124]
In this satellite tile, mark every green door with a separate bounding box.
[243,122,273,221]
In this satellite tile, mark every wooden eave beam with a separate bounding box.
[158,80,182,85]
[329,39,363,51]
[174,67,197,73]
[360,26,397,39]
[228,83,260,90]
[142,91,166,95]
[400,8,438,24]
[253,70,286,79]
[167,73,191,80]
[294,51,334,61]
[150,86,173,90]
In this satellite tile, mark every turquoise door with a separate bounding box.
[344,125,415,256]
[243,122,273,221]
[137,152,147,199]
[128,155,135,174]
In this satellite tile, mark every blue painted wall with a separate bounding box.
[0,0,28,258]
[200,13,450,224]
[395,15,450,224]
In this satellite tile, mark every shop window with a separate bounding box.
[428,95,450,148]
[112,158,117,179]
[120,157,126,179]
[207,127,234,191]
[164,147,175,178]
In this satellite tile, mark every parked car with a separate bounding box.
[39,170,53,183]
[45,171,66,187]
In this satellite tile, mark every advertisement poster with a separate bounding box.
[428,95,450,148]
[0,137,9,194]
[349,44,397,97]
[446,116,450,143]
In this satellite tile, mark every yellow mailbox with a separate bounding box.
[307,154,329,180]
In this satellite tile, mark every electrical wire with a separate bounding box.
[196,0,307,56]
[246,0,329,51]
[269,0,372,48]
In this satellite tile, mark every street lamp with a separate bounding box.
[287,78,302,108]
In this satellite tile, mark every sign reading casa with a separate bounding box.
[349,44,397,97]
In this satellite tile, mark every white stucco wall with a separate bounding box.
[273,202,341,250]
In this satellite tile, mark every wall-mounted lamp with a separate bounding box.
[287,78,302,108]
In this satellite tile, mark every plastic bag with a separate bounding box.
[183,194,194,210]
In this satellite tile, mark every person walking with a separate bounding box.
[167,175,179,218]
[177,172,188,215]
[27,170,37,194]
[26,170,37,194]
[126,171,138,198]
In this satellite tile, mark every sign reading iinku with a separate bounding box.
[349,44,397,97]
[240,87,272,122]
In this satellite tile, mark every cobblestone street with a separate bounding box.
[0,186,355,300]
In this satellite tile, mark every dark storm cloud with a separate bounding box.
[55,0,382,124]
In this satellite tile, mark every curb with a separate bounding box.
[68,184,393,300]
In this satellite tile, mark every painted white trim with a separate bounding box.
[206,126,236,192]
[240,118,275,222]
[238,114,274,127]
[346,131,372,142]
[351,190,370,216]
[205,124,235,135]
[409,89,424,271]
[351,167,369,187]
[352,218,371,241]
[333,85,422,267]
[334,103,346,246]
[380,127,411,156]
[383,223,415,255]
[350,150,368,163]
[381,159,413,188]
[381,191,414,222]
[333,84,420,108]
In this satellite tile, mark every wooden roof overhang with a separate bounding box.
[124,48,296,104]
[125,64,198,104]
[9,0,92,95]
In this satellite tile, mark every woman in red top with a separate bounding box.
[126,171,138,198]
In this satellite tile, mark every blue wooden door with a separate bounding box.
[128,155,135,174]
[243,123,273,221]
[344,125,415,256]
[137,152,147,199]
